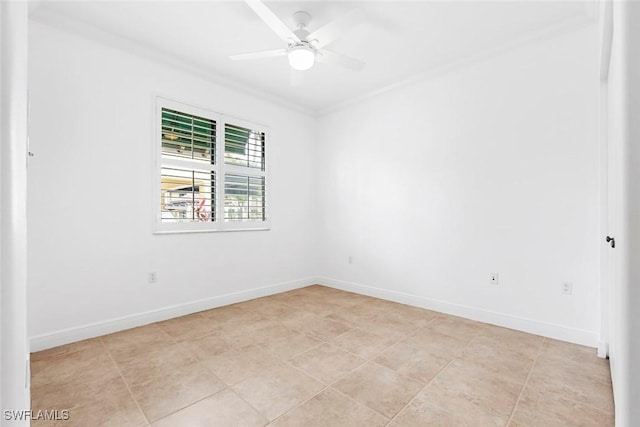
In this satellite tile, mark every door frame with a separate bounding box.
[597,0,613,359]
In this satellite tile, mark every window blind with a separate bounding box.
[162,108,216,163]
[224,123,265,170]
[224,174,266,221]
[156,99,268,232]
[161,167,214,222]
[160,107,216,224]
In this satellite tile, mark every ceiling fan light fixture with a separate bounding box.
[288,45,315,70]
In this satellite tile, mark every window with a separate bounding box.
[223,123,266,222]
[155,98,269,233]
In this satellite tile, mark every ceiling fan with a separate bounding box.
[230,0,365,74]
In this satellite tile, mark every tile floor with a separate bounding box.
[31,285,614,426]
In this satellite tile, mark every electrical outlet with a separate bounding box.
[489,273,498,285]
[562,281,573,295]
[148,272,157,284]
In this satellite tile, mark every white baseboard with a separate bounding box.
[597,341,609,359]
[30,275,600,352]
[318,277,599,348]
[29,277,318,352]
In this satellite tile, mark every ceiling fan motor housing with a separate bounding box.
[293,11,312,28]
[232,1,365,74]
[289,11,316,70]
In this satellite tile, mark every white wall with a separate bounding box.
[316,25,601,346]
[27,22,317,346]
[27,16,605,353]
[1,1,30,424]
[606,1,640,425]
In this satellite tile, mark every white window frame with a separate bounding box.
[153,97,270,234]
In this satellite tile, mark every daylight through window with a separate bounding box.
[156,99,268,232]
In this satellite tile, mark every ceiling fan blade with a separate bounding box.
[316,49,365,71]
[290,68,304,87]
[230,48,287,61]
[245,0,300,44]
[307,9,364,49]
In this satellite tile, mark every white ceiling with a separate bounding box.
[30,1,595,114]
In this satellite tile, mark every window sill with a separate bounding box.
[153,225,271,235]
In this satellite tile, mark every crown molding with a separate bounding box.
[29,3,598,118]
[317,7,598,117]
[29,8,316,118]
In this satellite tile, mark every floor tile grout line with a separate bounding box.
[327,338,392,363]
[256,310,352,342]
[383,383,428,426]
[505,336,547,426]
[30,339,118,412]
[244,293,432,345]
[265,333,389,424]
[387,324,544,425]
[142,310,614,425]
[361,314,477,367]
[152,296,530,425]
[103,330,228,424]
[265,312,430,384]
[149,321,180,345]
[149,387,232,425]
[266,351,395,426]
[557,395,616,417]
[336,336,405,363]
[325,310,445,362]
[265,384,331,426]
[195,302,345,391]
[32,287,614,426]
[383,328,497,426]
[328,385,393,421]
[101,337,153,427]
[383,351,460,426]
[250,347,330,387]
[153,296,452,425]
[322,317,461,424]
[249,298,378,424]
[254,296,376,423]
[226,384,275,425]
[255,339,326,362]
[284,342,370,387]
[252,323,415,394]
[356,318,437,362]
[192,336,338,425]
[523,342,615,417]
